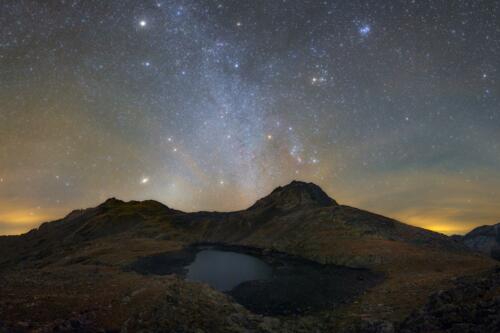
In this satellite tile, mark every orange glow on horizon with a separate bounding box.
[0,210,60,235]
[400,214,480,235]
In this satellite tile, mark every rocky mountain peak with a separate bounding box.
[100,197,125,207]
[249,181,338,210]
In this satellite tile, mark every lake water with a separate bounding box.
[129,246,384,315]
[185,249,273,291]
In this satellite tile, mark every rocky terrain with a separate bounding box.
[398,267,500,333]
[0,181,497,332]
[457,223,500,260]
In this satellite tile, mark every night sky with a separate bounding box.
[1,0,499,235]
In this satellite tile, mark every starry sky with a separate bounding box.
[1,0,499,235]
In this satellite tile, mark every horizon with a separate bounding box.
[0,179,495,237]
[1,1,499,237]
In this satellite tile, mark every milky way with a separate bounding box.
[1,0,499,235]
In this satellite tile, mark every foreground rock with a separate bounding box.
[342,267,500,333]
[398,267,500,333]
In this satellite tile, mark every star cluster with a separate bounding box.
[0,0,499,235]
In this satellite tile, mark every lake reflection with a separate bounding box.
[185,249,273,291]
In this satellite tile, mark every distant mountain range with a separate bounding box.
[0,181,498,332]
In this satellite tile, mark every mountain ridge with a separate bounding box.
[16,180,496,247]
[0,180,478,271]
[0,181,497,332]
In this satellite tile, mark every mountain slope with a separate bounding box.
[0,181,496,332]
[165,181,469,268]
[1,181,468,269]
[460,223,500,260]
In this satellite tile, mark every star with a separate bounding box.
[1,0,499,238]
[359,25,371,37]
[311,77,326,85]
